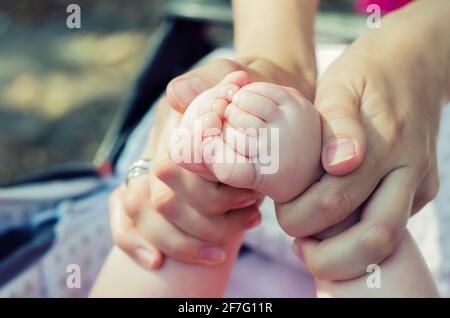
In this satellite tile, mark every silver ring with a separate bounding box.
[126,158,151,185]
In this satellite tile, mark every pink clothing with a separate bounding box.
[355,0,413,15]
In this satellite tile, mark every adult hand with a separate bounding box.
[166,57,316,113]
[110,56,317,270]
[110,97,262,269]
[276,0,450,280]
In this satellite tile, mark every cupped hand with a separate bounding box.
[276,3,449,280]
[110,96,262,269]
[110,56,315,270]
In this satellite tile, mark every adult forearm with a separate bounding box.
[233,0,318,87]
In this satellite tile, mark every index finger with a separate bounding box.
[275,153,387,238]
[293,167,416,280]
[153,156,261,215]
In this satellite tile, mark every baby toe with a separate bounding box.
[223,122,258,158]
[224,103,267,134]
[242,82,294,105]
[232,88,279,122]
[196,98,228,118]
[202,135,257,189]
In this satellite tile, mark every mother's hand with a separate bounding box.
[166,56,316,113]
[111,56,314,270]
[110,97,261,269]
[276,0,450,280]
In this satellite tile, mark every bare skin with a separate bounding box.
[92,0,449,297]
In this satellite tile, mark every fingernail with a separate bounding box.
[200,247,226,264]
[325,138,356,167]
[233,198,257,209]
[135,248,155,267]
[245,214,261,230]
[171,77,204,106]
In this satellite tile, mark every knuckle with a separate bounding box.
[359,222,398,260]
[196,200,222,216]
[214,58,242,73]
[153,158,178,183]
[164,237,184,257]
[110,222,129,250]
[316,86,357,120]
[122,193,141,218]
[283,225,300,238]
[165,80,186,112]
[316,188,352,225]
[275,205,301,237]
[205,204,224,216]
[318,106,353,121]
[165,237,197,259]
[306,256,330,281]
[151,188,178,216]
[368,109,404,151]
[192,189,221,216]
[209,187,231,211]
[385,121,405,150]
[277,216,296,237]
[208,227,228,244]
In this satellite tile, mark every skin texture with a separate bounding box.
[315,232,439,297]
[278,0,450,280]
[92,0,319,297]
[91,96,261,298]
[92,0,449,297]
[169,71,438,296]
[91,58,311,297]
[170,71,322,203]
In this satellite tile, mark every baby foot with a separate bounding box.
[204,77,322,202]
[167,71,251,181]
[169,71,322,203]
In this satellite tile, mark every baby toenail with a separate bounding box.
[226,88,237,100]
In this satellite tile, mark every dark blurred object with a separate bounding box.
[0,0,165,186]
[0,215,57,287]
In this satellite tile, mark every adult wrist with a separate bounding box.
[236,54,317,101]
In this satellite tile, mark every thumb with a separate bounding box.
[166,59,246,113]
[315,82,367,176]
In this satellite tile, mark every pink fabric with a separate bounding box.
[355,0,413,15]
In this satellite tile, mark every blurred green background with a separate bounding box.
[0,0,165,184]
